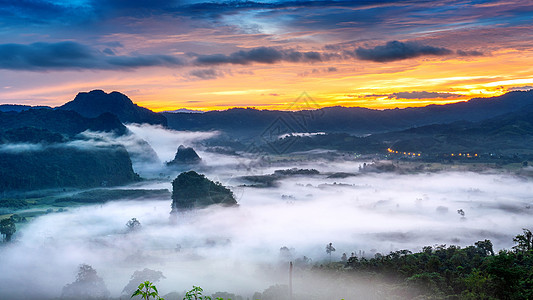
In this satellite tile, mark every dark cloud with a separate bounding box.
[389,91,459,99]
[457,50,485,56]
[362,91,459,99]
[364,94,388,98]
[102,48,115,55]
[102,41,124,48]
[354,41,453,62]
[188,68,225,80]
[507,86,533,92]
[0,42,183,71]
[192,47,323,66]
[0,0,73,25]
[324,44,342,51]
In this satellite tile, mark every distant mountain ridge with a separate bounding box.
[163,90,533,136]
[0,104,51,112]
[163,108,205,114]
[58,90,167,126]
[377,109,533,155]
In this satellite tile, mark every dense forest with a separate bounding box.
[310,229,533,300]
[0,146,140,193]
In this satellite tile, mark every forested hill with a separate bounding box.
[0,109,127,136]
[0,109,138,194]
[0,145,140,193]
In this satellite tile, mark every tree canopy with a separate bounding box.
[171,171,237,211]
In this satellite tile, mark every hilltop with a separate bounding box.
[58,90,167,126]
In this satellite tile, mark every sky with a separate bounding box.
[1,0,533,111]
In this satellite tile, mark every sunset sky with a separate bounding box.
[1,0,533,111]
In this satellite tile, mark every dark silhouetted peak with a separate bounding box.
[58,90,167,126]
[167,145,201,165]
[171,171,237,211]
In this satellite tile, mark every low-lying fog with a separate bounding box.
[1,125,532,299]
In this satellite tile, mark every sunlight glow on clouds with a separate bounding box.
[1,0,533,110]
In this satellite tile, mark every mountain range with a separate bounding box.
[162,90,533,136]
[3,89,532,137]
[1,89,532,193]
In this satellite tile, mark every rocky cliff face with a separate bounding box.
[167,145,201,165]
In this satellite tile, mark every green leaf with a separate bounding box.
[131,290,142,298]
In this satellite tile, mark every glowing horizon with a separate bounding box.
[1,1,533,112]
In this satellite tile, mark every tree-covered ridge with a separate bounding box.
[171,171,237,211]
[331,229,533,299]
[0,127,65,144]
[0,109,127,136]
[0,146,140,193]
[0,110,139,193]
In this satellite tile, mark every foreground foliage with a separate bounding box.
[131,281,164,300]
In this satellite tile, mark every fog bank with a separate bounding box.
[1,168,531,299]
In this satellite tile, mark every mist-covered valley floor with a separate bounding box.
[1,125,532,299]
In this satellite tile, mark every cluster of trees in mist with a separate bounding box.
[318,229,533,299]
[46,229,533,300]
[171,171,237,210]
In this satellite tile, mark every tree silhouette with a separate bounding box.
[61,264,110,299]
[0,218,16,242]
[126,218,142,232]
[513,228,532,253]
[326,242,336,261]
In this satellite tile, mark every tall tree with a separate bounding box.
[326,243,336,261]
[0,218,16,242]
[475,239,495,256]
[126,218,142,232]
[513,228,532,253]
[61,264,110,299]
